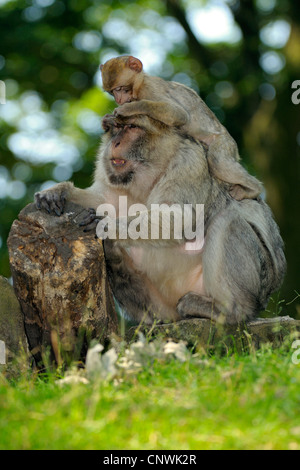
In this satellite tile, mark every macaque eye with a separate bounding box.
[128,124,137,128]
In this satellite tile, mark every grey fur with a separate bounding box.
[34,114,286,325]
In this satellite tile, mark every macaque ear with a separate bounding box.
[128,56,143,73]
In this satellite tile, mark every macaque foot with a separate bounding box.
[176,292,221,322]
[35,188,67,216]
[79,208,102,232]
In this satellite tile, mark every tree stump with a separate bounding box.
[7,201,118,366]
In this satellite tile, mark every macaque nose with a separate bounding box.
[114,92,123,105]
[114,136,121,147]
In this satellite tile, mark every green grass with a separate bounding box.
[1,340,300,450]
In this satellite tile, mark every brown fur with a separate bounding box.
[100,56,263,201]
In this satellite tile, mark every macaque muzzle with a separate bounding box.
[111,158,127,167]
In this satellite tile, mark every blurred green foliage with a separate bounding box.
[0,0,299,316]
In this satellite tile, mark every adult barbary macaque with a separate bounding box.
[35,113,286,325]
[100,55,263,201]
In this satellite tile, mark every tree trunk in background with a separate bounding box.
[244,23,300,317]
[7,202,118,367]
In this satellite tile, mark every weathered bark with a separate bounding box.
[0,275,28,363]
[7,201,118,366]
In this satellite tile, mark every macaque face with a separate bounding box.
[110,85,133,105]
[100,56,143,104]
[102,115,146,186]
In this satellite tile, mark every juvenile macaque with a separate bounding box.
[35,113,286,325]
[100,55,263,201]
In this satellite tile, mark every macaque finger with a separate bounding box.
[79,207,96,224]
[82,220,100,233]
[51,192,66,216]
[35,190,67,216]
[102,114,115,131]
[79,208,103,232]
[35,193,51,214]
[49,200,62,216]
[35,193,42,210]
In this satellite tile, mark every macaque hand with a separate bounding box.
[114,102,141,118]
[102,114,115,131]
[35,186,68,216]
[79,208,102,232]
